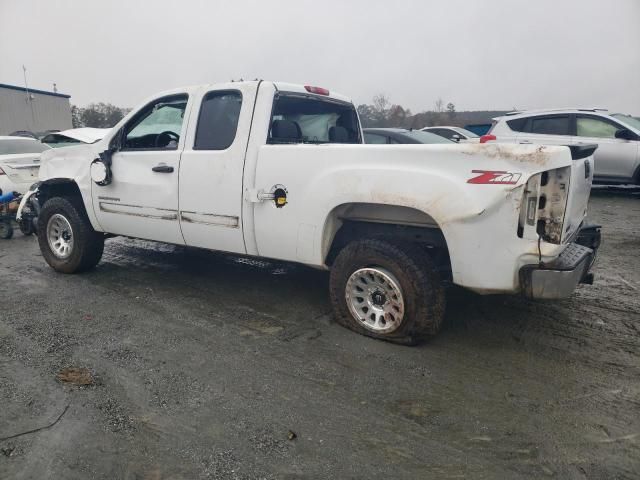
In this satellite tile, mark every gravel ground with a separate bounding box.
[0,189,638,479]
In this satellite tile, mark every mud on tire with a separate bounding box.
[329,239,445,345]
[37,196,104,273]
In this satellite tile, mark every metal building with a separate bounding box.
[0,83,73,135]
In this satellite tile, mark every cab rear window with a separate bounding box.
[268,94,361,144]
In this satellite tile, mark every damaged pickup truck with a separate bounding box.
[18,81,601,344]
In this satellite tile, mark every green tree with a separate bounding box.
[79,103,129,128]
[446,102,456,121]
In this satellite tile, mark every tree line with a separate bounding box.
[72,96,504,130]
[71,103,131,129]
[358,94,505,130]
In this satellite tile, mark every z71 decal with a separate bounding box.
[467,170,522,185]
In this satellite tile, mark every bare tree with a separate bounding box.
[372,93,390,114]
[434,98,444,113]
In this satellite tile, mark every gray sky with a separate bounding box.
[1,0,639,113]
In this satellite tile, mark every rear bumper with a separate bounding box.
[520,225,601,299]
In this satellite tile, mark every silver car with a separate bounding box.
[489,108,640,185]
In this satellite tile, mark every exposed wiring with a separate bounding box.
[537,235,543,266]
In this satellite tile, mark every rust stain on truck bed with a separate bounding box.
[461,144,552,167]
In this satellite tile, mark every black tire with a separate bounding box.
[0,221,13,239]
[37,196,104,273]
[19,218,35,236]
[329,239,445,345]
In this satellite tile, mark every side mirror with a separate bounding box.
[615,128,638,141]
[451,134,461,142]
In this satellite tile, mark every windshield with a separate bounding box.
[0,138,50,155]
[402,130,454,144]
[453,127,479,138]
[611,113,640,131]
[269,94,361,144]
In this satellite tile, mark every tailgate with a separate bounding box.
[562,145,596,243]
[0,153,41,185]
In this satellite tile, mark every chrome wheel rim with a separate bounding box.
[345,267,405,333]
[47,214,74,259]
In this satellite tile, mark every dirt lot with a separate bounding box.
[0,189,638,479]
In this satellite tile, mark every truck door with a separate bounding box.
[91,94,189,244]
[178,83,254,253]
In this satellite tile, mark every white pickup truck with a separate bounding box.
[18,81,601,344]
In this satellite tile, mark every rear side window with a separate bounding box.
[576,116,619,139]
[529,116,570,135]
[194,91,242,150]
[364,133,388,144]
[506,117,528,132]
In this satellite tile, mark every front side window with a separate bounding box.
[123,94,188,150]
[436,129,456,140]
[611,113,640,131]
[529,115,570,135]
[268,94,361,144]
[194,91,242,150]
[577,116,619,139]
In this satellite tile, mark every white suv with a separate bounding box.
[488,109,640,185]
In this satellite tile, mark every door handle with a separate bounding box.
[519,140,532,144]
[152,164,174,173]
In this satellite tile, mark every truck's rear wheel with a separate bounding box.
[37,197,104,273]
[329,239,445,345]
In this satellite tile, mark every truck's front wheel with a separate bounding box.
[329,239,445,345]
[37,197,104,273]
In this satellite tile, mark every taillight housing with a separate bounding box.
[480,134,496,144]
[517,167,571,244]
[304,85,330,96]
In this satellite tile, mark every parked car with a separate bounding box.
[9,130,38,139]
[41,128,110,148]
[363,128,453,144]
[18,81,599,345]
[421,126,480,143]
[0,136,50,194]
[487,108,640,185]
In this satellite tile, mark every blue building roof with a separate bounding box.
[0,83,71,99]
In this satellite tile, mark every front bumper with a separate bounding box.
[520,225,601,299]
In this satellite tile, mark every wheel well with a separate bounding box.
[325,219,452,281]
[38,179,82,204]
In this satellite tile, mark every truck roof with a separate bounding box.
[145,80,353,106]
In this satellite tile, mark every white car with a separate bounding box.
[421,126,480,143]
[0,136,50,194]
[487,108,640,185]
[18,81,599,344]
